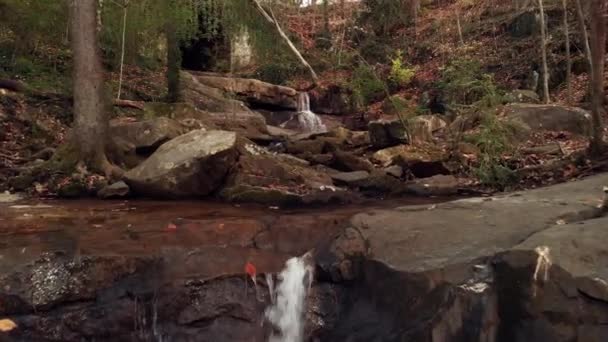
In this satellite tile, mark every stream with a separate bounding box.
[0,196,441,341]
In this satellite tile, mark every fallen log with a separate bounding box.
[0,79,27,93]
[114,99,145,110]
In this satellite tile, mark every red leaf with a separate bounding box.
[245,261,257,278]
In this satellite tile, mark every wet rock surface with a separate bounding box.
[1,199,394,341]
[2,175,608,341]
[326,173,608,342]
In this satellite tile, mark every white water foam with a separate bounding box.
[265,254,314,342]
[297,92,327,133]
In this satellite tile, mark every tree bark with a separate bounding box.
[456,8,465,46]
[71,0,121,177]
[538,0,551,103]
[588,0,606,154]
[575,0,593,75]
[116,1,128,100]
[250,0,319,85]
[562,0,572,104]
[166,22,182,103]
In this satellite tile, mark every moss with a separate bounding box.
[45,143,79,174]
[56,179,88,198]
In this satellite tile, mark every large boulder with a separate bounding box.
[326,174,608,342]
[409,115,447,144]
[109,117,186,153]
[205,110,269,140]
[368,119,408,149]
[181,72,252,113]
[220,146,352,205]
[140,101,269,141]
[404,175,460,196]
[124,130,238,198]
[372,144,449,178]
[505,103,592,136]
[508,10,543,38]
[188,71,298,110]
[505,89,541,104]
[309,85,351,115]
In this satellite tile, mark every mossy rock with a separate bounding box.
[56,180,89,198]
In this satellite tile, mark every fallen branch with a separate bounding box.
[249,0,319,87]
[0,79,27,93]
[114,99,145,110]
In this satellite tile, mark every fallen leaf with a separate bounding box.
[0,318,17,332]
[245,261,257,279]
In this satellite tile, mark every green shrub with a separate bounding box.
[349,64,386,108]
[382,95,409,115]
[255,62,303,85]
[438,58,504,109]
[358,38,393,64]
[468,114,519,189]
[13,56,37,75]
[388,50,415,89]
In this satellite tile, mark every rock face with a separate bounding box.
[409,115,447,144]
[505,103,592,135]
[331,171,371,185]
[506,89,541,103]
[124,130,238,198]
[109,117,186,154]
[508,10,543,37]
[309,85,351,115]
[97,181,130,199]
[368,116,445,148]
[372,144,449,178]
[188,72,298,110]
[368,119,408,148]
[220,146,351,205]
[405,174,460,196]
[324,173,608,342]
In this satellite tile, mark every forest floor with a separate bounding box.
[2,0,608,199]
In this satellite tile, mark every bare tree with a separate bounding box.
[71,0,121,177]
[575,0,593,75]
[166,21,182,102]
[538,0,550,103]
[588,0,606,154]
[250,0,319,85]
[562,0,572,104]
[116,0,129,100]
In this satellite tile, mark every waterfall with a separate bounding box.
[265,254,314,342]
[296,92,327,133]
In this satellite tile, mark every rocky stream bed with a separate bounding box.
[1,172,607,341]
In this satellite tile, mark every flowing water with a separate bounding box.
[297,92,327,133]
[0,196,446,340]
[265,253,314,342]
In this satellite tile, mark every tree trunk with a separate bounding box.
[166,22,182,103]
[588,0,606,154]
[538,0,551,103]
[575,0,593,75]
[71,0,120,177]
[250,0,319,85]
[456,8,465,46]
[116,1,128,100]
[562,0,572,104]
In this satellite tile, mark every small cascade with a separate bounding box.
[265,254,314,342]
[297,92,327,133]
